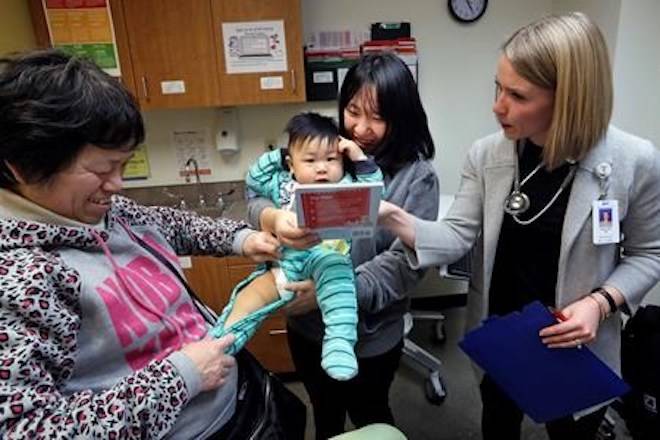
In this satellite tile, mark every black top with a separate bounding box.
[489,140,575,316]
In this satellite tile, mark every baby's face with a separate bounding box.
[288,138,344,184]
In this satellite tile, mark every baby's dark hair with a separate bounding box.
[285,112,339,154]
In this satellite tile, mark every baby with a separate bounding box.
[212,112,382,380]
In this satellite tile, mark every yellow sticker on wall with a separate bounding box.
[122,144,150,180]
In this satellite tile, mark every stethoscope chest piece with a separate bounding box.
[504,190,531,215]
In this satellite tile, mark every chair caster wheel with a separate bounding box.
[424,371,447,405]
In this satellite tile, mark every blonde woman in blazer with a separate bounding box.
[379,12,660,440]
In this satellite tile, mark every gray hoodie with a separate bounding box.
[0,191,252,439]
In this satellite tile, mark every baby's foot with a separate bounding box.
[321,338,358,381]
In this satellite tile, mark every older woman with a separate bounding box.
[379,12,660,439]
[0,50,279,438]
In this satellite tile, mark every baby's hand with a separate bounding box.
[338,136,368,162]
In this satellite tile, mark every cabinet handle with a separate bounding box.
[269,329,287,336]
[141,76,149,101]
[290,69,296,93]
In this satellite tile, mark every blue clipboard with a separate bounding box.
[459,301,630,422]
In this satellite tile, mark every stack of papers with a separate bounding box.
[459,301,630,422]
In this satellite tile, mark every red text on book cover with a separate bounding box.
[300,188,370,228]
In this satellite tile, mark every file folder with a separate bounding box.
[459,301,630,422]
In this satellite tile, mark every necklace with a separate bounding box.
[503,142,577,225]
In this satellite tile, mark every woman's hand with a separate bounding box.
[282,279,319,316]
[242,231,281,262]
[378,200,400,220]
[539,296,602,348]
[181,334,237,391]
[270,209,320,250]
[338,136,368,162]
[377,200,416,248]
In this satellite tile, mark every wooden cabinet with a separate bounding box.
[118,0,221,109]
[183,256,296,373]
[211,0,306,106]
[29,0,306,109]
[182,255,231,313]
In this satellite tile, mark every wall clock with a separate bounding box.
[448,0,488,23]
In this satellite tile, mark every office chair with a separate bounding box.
[402,255,471,405]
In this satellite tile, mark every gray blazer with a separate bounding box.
[409,126,660,373]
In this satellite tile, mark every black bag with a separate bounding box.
[621,305,660,439]
[212,349,306,440]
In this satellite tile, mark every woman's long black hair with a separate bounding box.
[338,52,435,176]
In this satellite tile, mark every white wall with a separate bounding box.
[125,102,335,188]
[552,0,621,63]
[611,0,660,146]
[133,0,552,190]
[301,0,551,194]
[610,0,660,305]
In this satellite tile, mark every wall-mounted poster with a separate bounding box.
[173,129,213,178]
[122,144,150,180]
[222,20,287,74]
[42,0,121,76]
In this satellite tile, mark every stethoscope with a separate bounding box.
[503,141,578,225]
[503,141,614,224]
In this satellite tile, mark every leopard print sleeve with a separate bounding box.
[0,250,190,438]
[111,196,250,257]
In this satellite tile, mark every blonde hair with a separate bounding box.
[503,12,612,169]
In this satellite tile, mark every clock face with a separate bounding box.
[449,0,488,23]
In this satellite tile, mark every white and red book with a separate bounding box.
[294,182,383,239]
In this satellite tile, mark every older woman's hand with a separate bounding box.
[282,279,319,316]
[181,334,237,391]
[271,210,320,250]
[242,231,281,262]
[539,296,602,348]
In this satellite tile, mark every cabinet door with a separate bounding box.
[183,256,230,313]
[211,0,306,105]
[120,0,220,109]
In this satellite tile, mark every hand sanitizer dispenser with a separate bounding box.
[216,107,239,154]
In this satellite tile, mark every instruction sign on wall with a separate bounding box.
[221,20,287,74]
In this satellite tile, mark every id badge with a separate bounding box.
[592,200,620,245]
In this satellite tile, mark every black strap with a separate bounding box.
[132,233,218,325]
[591,287,618,315]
